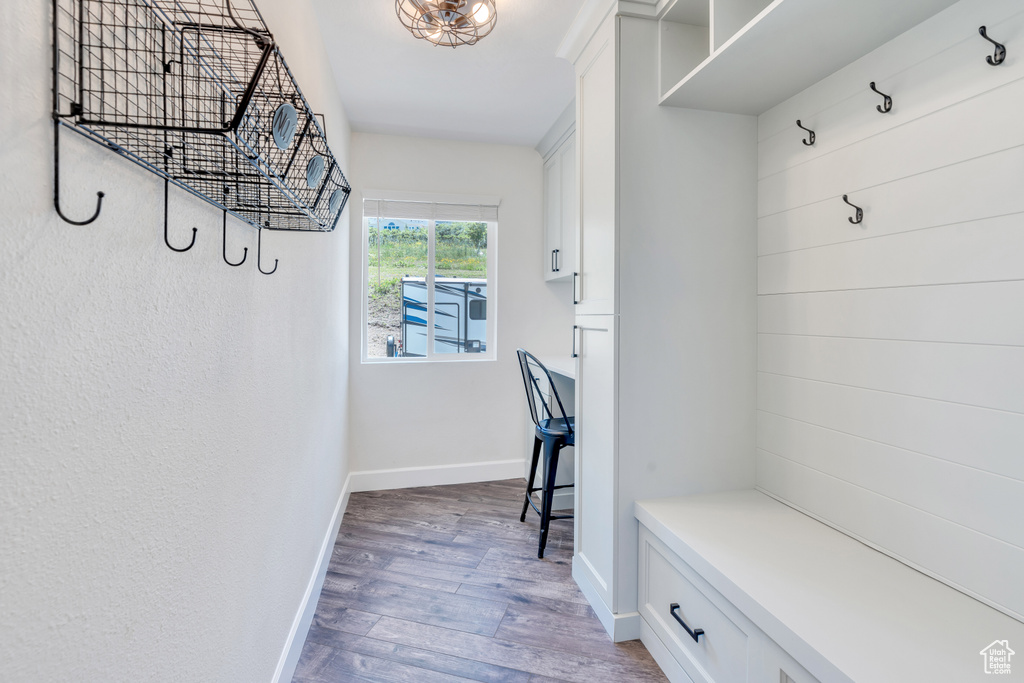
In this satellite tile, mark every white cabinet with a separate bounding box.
[565,9,757,642]
[638,526,763,683]
[542,133,576,282]
[635,491,1024,683]
[638,522,822,683]
[574,24,616,316]
[570,17,623,636]
[573,315,616,607]
[757,639,817,683]
[543,152,561,279]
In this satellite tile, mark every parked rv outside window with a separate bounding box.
[363,215,495,362]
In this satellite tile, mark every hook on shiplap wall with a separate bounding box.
[842,195,864,224]
[979,26,1007,66]
[869,82,892,113]
[796,120,816,146]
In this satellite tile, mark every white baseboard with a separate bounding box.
[551,489,574,511]
[573,555,613,633]
[612,611,642,642]
[572,555,642,643]
[349,458,525,493]
[640,616,693,682]
[272,473,352,683]
[523,461,574,511]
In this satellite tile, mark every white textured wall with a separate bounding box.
[348,133,574,475]
[0,1,351,681]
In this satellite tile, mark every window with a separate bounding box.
[363,196,497,362]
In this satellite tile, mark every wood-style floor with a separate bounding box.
[292,478,666,683]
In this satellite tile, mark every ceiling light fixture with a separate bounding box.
[396,0,497,48]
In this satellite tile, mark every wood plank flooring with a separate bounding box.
[292,479,666,683]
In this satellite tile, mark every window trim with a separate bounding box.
[361,193,498,364]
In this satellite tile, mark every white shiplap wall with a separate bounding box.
[755,0,1024,623]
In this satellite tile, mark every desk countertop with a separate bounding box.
[537,355,575,380]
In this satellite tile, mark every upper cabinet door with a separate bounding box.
[575,19,616,315]
[557,135,577,283]
[543,152,563,281]
[543,131,576,283]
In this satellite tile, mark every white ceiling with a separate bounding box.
[309,0,588,147]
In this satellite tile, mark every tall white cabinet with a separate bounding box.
[566,7,758,641]
[571,18,619,617]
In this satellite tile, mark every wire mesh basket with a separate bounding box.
[52,0,350,232]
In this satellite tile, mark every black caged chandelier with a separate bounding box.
[395,0,497,48]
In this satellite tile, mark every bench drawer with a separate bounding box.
[758,638,819,683]
[639,526,753,683]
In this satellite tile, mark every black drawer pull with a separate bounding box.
[669,603,704,643]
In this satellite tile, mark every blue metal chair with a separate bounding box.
[516,349,574,558]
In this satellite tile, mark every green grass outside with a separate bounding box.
[367,224,487,293]
[367,223,488,311]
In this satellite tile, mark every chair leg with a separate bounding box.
[521,436,542,522]
[538,439,561,559]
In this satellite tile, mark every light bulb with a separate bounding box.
[471,2,490,24]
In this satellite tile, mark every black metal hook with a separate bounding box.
[869,82,892,113]
[843,194,864,224]
[53,120,105,225]
[163,179,197,252]
[257,224,278,275]
[222,211,247,266]
[796,119,815,146]
[979,26,1007,66]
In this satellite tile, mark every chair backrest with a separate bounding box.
[516,349,573,435]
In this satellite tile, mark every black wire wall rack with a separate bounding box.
[52,0,351,233]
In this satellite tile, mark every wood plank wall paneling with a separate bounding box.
[755,0,1024,622]
[758,373,1024,481]
[758,145,1024,256]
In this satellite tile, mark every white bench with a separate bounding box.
[635,490,1024,682]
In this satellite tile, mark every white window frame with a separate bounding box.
[361,191,499,364]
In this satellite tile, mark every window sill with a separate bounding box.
[360,356,498,365]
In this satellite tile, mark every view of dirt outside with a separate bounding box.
[366,218,488,358]
[367,279,403,358]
